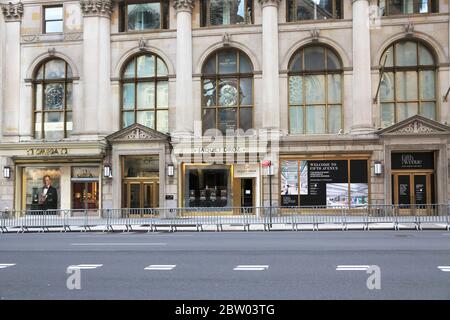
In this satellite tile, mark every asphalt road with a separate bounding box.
[0,231,449,299]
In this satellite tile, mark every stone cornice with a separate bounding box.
[258,0,281,8]
[173,0,195,13]
[1,1,23,22]
[79,0,113,18]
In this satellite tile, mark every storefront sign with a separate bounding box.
[391,152,434,170]
[234,165,258,178]
[26,148,68,156]
[72,167,99,179]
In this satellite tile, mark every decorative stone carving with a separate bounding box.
[22,35,40,43]
[222,33,231,46]
[64,32,83,41]
[395,121,436,134]
[258,0,281,7]
[1,1,24,21]
[310,28,320,42]
[126,128,155,140]
[106,123,170,143]
[404,21,414,37]
[173,0,195,12]
[79,0,113,17]
[48,48,56,56]
[139,37,147,51]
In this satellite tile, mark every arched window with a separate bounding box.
[379,40,437,127]
[120,53,169,133]
[288,45,343,134]
[33,58,73,140]
[202,49,254,134]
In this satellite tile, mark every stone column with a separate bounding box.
[79,0,113,137]
[172,0,195,137]
[351,0,373,134]
[0,2,23,139]
[259,0,280,131]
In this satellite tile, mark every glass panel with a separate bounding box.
[281,160,299,206]
[44,83,65,111]
[127,3,161,30]
[45,7,63,20]
[327,74,341,104]
[203,79,217,107]
[388,0,434,15]
[209,0,247,25]
[328,105,341,134]
[66,83,73,110]
[381,103,395,127]
[289,76,303,105]
[44,112,65,140]
[45,21,63,33]
[327,50,341,70]
[382,48,394,67]
[419,44,435,65]
[129,184,141,208]
[218,108,237,133]
[156,110,169,133]
[396,71,418,101]
[156,81,168,108]
[289,106,303,134]
[137,110,155,128]
[123,60,135,78]
[219,78,239,106]
[289,52,302,72]
[421,102,436,120]
[395,41,417,67]
[420,70,435,100]
[35,84,43,111]
[306,105,325,134]
[23,167,60,211]
[239,107,252,132]
[380,72,394,101]
[239,54,252,73]
[304,46,325,71]
[136,55,155,78]
[45,60,66,79]
[156,57,168,76]
[203,56,216,75]
[122,111,135,128]
[398,102,419,121]
[34,113,42,139]
[203,108,216,133]
[305,75,325,104]
[218,51,237,74]
[137,82,155,109]
[122,83,135,110]
[239,78,252,105]
[294,0,338,20]
[66,111,73,136]
[36,65,44,80]
[124,156,159,178]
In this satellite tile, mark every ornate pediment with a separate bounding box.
[377,115,450,136]
[106,123,170,143]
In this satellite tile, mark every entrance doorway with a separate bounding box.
[240,178,254,208]
[123,180,159,209]
[392,172,434,215]
[72,181,99,211]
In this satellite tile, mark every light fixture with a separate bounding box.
[3,166,11,179]
[103,165,112,178]
[167,163,174,177]
[374,161,383,175]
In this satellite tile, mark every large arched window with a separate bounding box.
[120,53,169,133]
[379,40,437,127]
[202,49,254,134]
[33,58,73,140]
[288,45,343,134]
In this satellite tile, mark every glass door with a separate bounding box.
[393,173,433,215]
[124,180,159,216]
[72,181,99,211]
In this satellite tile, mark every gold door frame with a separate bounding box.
[123,178,159,209]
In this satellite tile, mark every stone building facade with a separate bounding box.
[1,0,450,214]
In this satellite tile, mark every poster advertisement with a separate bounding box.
[281,159,369,208]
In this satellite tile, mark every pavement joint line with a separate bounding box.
[70,243,167,246]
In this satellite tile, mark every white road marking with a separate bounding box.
[67,264,103,270]
[145,265,176,271]
[0,264,15,269]
[234,265,269,271]
[438,266,450,272]
[336,265,371,271]
[71,243,167,246]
